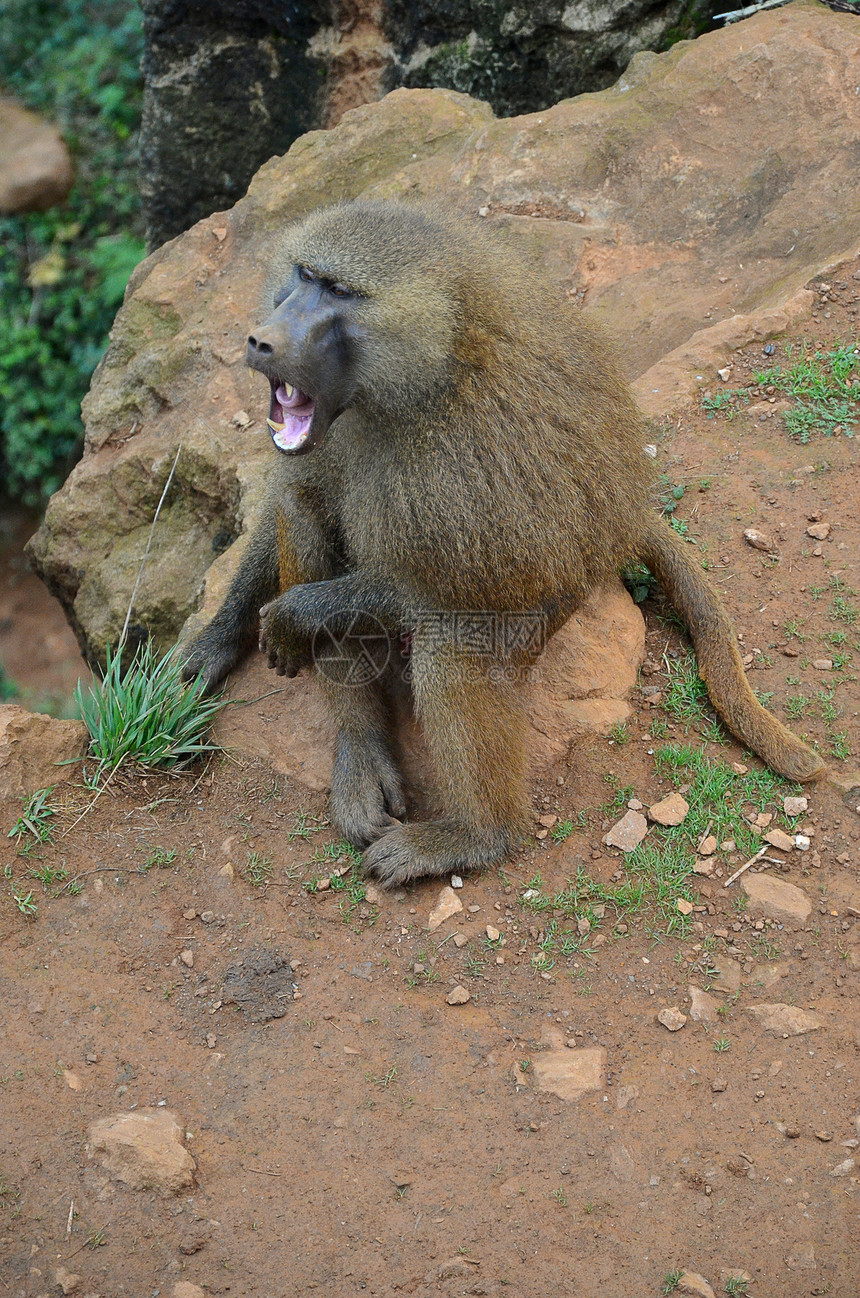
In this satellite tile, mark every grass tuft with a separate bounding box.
[75,640,228,777]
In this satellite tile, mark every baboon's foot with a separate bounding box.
[329,734,406,850]
[363,820,511,888]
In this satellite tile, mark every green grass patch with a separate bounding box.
[753,340,859,444]
[75,640,228,777]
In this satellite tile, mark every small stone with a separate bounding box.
[814,1130,833,1142]
[698,835,717,857]
[693,857,714,876]
[527,1046,606,1101]
[452,933,469,948]
[785,1242,816,1270]
[764,827,795,852]
[54,1266,81,1295]
[173,1284,206,1298]
[182,908,196,920]
[64,1070,82,1091]
[316,876,331,891]
[676,898,693,916]
[486,924,501,942]
[742,873,811,926]
[830,1157,855,1177]
[813,658,833,671]
[538,814,557,828]
[688,987,720,1023]
[577,916,591,936]
[200,910,214,923]
[677,1272,716,1298]
[711,1077,727,1093]
[627,797,644,810]
[710,955,741,994]
[747,1003,823,1035]
[647,792,689,825]
[720,838,736,853]
[218,862,235,880]
[783,796,808,817]
[731,762,748,775]
[180,949,194,968]
[206,1033,217,1049]
[806,521,831,540]
[88,1109,196,1195]
[446,986,471,1005]
[603,809,648,852]
[657,1007,687,1032]
[743,527,778,555]
[450,875,464,889]
[428,886,463,932]
[794,834,811,851]
[365,885,382,904]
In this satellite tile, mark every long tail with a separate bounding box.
[641,518,824,782]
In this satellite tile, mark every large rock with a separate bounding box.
[29,6,860,667]
[87,1109,195,1195]
[0,705,88,799]
[0,97,73,213]
[139,0,724,246]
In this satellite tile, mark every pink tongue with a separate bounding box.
[276,383,307,409]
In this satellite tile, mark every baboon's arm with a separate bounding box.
[258,572,404,675]
[183,492,333,690]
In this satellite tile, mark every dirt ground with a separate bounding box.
[1,266,859,1298]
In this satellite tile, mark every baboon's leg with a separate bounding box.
[363,641,528,886]
[317,637,406,849]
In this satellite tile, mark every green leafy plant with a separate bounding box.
[0,1,145,503]
[75,641,228,776]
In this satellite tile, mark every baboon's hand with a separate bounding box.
[180,635,240,694]
[258,595,310,677]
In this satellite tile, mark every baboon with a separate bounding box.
[182,200,823,885]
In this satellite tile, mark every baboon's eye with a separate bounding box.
[299,266,315,283]
[330,282,353,299]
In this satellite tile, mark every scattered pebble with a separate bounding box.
[647,792,689,825]
[486,924,501,942]
[450,875,463,889]
[603,809,648,852]
[677,1272,716,1298]
[698,835,717,856]
[830,1157,855,1177]
[747,1003,823,1036]
[813,658,833,671]
[764,827,795,852]
[445,986,471,1006]
[743,527,778,554]
[742,874,812,926]
[806,521,831,540]
[711,1077,727,1093]
[657,1007,687,1032]
[783,795,808,817]
[795,834,811,851]
[452,933,469,948]
[180,949,194,968]
[428,886,463,932]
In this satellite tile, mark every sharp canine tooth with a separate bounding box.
[267,418,286,432]
[283,383,294,398]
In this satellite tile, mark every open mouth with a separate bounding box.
[266,380,316,453]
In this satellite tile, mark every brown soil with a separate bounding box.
[2,269,860,1298]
